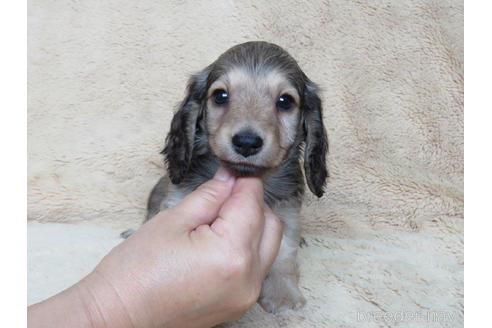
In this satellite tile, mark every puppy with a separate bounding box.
[125,41,328,313]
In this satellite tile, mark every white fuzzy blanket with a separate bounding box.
[28,0,463,326]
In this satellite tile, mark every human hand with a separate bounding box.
[76,167,282,328]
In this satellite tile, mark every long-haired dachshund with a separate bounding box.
[123,41,328,313]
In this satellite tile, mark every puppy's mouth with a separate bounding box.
[220,160,270,177]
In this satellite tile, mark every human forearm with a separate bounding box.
[28,271,133,328]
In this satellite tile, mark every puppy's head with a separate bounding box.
[163,41,328,197]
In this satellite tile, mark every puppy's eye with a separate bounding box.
[213,89,229,105]
[276,94,295,111]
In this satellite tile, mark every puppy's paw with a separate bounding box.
[258,276,306,313]
[259,288,306,313]
[120,229,135,239]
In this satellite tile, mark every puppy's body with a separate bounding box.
[131,42,328,313]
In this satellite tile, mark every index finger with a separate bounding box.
[210,177,265,247]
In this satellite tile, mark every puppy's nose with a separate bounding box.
[232,132,263,157]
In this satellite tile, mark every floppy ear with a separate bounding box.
[162,69,210,184]
[302,81,329,197]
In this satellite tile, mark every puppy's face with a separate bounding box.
[206,68,301,175]
[163,41,328,196]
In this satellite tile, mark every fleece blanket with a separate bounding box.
[27,0,463,327]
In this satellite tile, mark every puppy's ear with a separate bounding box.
[162,68,210,184]
[302,81,329,197]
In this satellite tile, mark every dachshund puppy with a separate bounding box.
[126,41,328,313]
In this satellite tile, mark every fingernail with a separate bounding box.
[214,167,232,182]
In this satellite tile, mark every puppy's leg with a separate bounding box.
[120,176,170,239]
[145,176,170,222]
[258,204,306,313]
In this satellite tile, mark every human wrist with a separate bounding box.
[76,269,137,328]
[27,270,133,328]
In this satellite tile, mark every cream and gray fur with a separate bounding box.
[124,41,328,313]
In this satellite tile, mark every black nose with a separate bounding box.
[232,132,263,157]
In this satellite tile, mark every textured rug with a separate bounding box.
[28,0,463,326]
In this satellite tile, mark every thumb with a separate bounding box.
[171,167,235,231]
